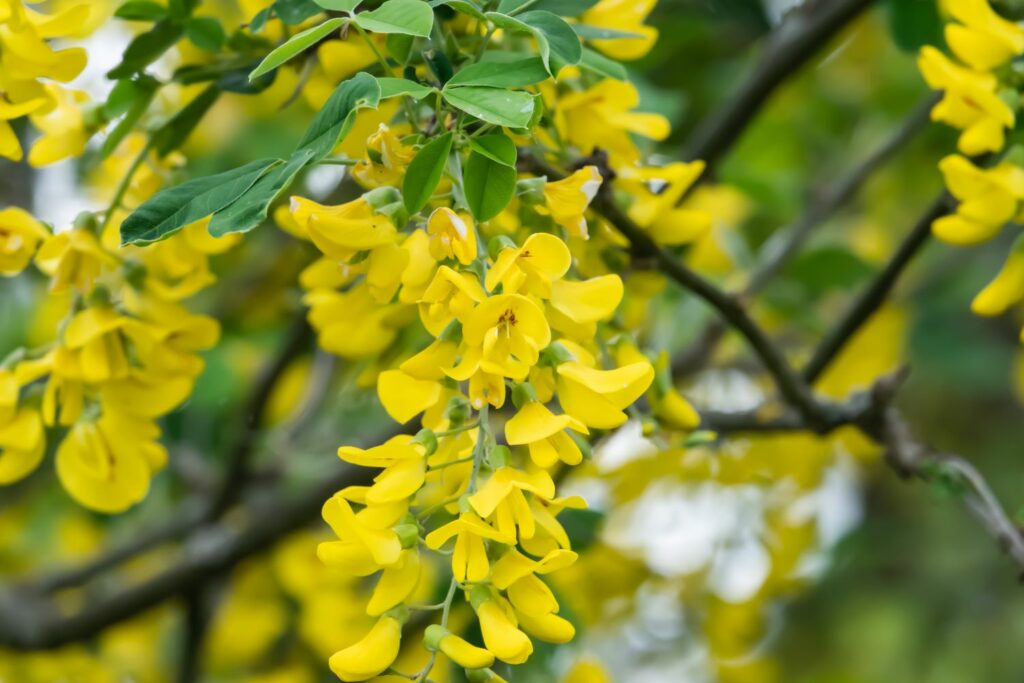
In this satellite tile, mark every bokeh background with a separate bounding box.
[4,0,1024,681]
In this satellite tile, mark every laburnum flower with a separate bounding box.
[424,625,495,670]
[27,85,89,167]
[337,435,428,505]
[471,590,534,664]
[55,409,166,513]
[427,207,478,265]
[504,402,588,468]
[328,614,402,682]
[35,226,118,293]
[353,124,416,188]
[620,162,713,246]
[0,369,45,484]
[618,344,701,431]
[425,511,515,582]
[485,232,571,298]
[945,0,1024,71]
[0,206,48,275]
[519,494,588,556]
[419,265,486,336]
[367,548,421,616]
[581,0,658,60]
[515,606,575,644]
[376,367,445,424]
[319,491,406,575]
[555,360,655,429]
[918,46,1014,155]
[554,80,670,165]
[290,195,397,259]
[932,155,1024,245]
[63,306,133,384]
[468,467,556,540]
[537,166,603,239]
[456,294,551,381]
[305,286,407,358]
[547,274,624,339]
[972,234,1024,320]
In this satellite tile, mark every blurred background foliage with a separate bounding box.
[4,0,1024,681]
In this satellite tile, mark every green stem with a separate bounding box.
[101,137,154,233]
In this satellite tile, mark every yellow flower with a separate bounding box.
[555,80,670,165]
[27,86,89,167]
[329,615,402,682]
[35,226,118,293]
[519,494,588,556]
[946,0,1024,71]
[305,286,406,358]
[291,196,397,259]
[468,466,556,540]
[620,162,713,245]
[425,625,495,670]
[0,369,45,484]
[0,94,47,161]
[504,402,588,468]
[376,368,444,424]
[563,659,612,683]
[548,274,624,336]
[555,360,655,429]
[538,166,603,239]
[485,232,571,298]
[427,207,478,265]
[0,206,49,275]
[63,306,132,384]
[582,0,658,60]
[473,594,534,664]
[319,491,406,575]
[515,609,575,644]
[918,46,1014,155]
[55,409,165,513]
[337,436,427,505]
[367,548,421,616]
[972,235,1024,317]
[491,547,578,592]
[425,511,515,582]
[354,124,417,188]
[418,265,486,336]
[458,294,551,381]
[932,155,1024,245]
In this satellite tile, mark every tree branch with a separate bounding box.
[803,192,950,383]
[673,94,936,376]
[683,0,876,185]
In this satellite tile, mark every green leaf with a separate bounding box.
[186,17,226,50]
[121,158,281,246]
[107,19,183,78]
[313,0,362,10]
[571,23,642,40]
[497,0,598,15]
[274,0,323,24]
[431,0,486,19]
[579,46,626,80]
[378,77,434,100]
[114,1,168,21]
[208,148,315,236]
[403,132,453,213]
[355,0,434,36]
[885,0,942,52]
[386,33,415,63]
[517,10,581,70]
[423,47,454,85]
[249,17,345,80]
[463,148,517,221]
[100,79,158,159]
[249,6,272,31]
[442,86,534,128]
[101,77,155,119]
[485,10,580,73]
[297,71,381,160]
[168,0,198,19]
[446,56,548,88]
[467,133,516,167]
[152,84,221,156]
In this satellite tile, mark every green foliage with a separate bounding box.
[404,132,454,213]
[248,18,346,80]
[446,56,550,88]
[354,0,435,36]
[297,72,382,160]
[886,0,943,52]
[463,139,518,221]
[185,16,226,51]
[209,149,316,236]
[441,85,536,128]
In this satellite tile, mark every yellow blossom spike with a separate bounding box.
[946,0,1024,71]
[972,236,1024,316]
[329,615,402,682]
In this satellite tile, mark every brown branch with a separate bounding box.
[803,192,950,383]
[682,0,876,188]
[673,94,936,376]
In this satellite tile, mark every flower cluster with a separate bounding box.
[918,0,1024,336]
[0,134,232,512]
